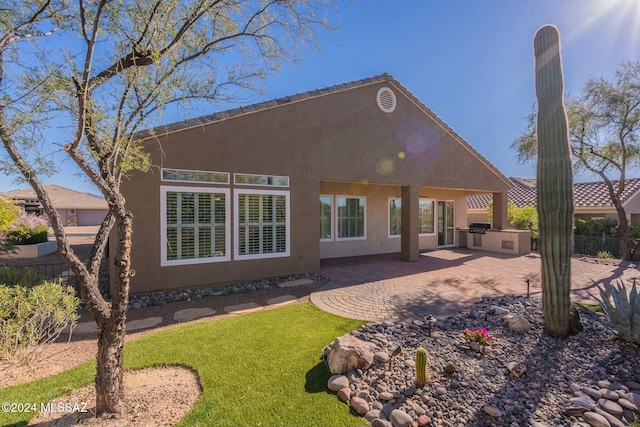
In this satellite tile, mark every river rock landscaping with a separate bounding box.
[324,295,640,426]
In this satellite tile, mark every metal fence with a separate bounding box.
[572,235,622,258]
[0,262,79,294]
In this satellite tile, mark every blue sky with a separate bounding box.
[2,0,640,195]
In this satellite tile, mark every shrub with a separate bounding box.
[597,250,613,259]
[591,279,640,345]
[0,266,45,288]
[0,282,79,365]
[0,197,20,231]
[0,230,16,257]
[5,212,48,245]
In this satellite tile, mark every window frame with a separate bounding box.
[388,197,402,238]
[234,173,289,188]
[234,188,291,260]
[160,186,231,266]
[335,195,367,241]
[161,168,229,184]
[320,194,334,242]
[418,198,436,236]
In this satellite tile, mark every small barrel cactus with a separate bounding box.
[444,361,456,375]
[415,347,429,387]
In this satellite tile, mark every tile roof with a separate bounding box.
[467,177,640,210]
[2,184,108,210]
[137,73,511,187]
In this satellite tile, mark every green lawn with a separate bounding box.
[1,303,368,427]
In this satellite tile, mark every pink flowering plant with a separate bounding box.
[463,327,492,345]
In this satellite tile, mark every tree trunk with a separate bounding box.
[614,200,632,261]
[95,315,126,413]
[534,25,575,338]
[92,209,133,414]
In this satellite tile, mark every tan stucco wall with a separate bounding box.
[116,80,509,293]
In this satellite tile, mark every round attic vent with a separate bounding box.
[376,87,396,113]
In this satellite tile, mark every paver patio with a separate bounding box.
[310,249,640,322]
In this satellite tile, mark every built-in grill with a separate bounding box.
[468,223,491,234]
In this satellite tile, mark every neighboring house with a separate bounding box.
[467,177,640,224]
[116,73,527,294]
[2,184,108,226]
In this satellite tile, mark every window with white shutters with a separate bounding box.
[235,189,290,259]
[161,186,230,266]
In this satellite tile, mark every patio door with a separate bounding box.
[437,201,454,247]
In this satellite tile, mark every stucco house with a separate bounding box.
[2,184,108,226]
[467,177,640,224]
[117,74,529,294]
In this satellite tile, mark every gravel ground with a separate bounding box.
[329,295,640,426]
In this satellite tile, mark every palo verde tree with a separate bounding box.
[513,60,640,261]
[533,25,575,338]
[0,0,337,415]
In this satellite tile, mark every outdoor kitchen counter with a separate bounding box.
[458,228,531,255]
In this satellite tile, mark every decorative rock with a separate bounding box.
[598,380,620,391]
[411,402,426,416]
[597,398,624,416]
[350,396,370,415]
[571,395,597,411]
[565,406,587,417]
[417,414,431,426]
[490,305,510,316]
[328,375,350,392]
[326,334,377,374]
[374,352,391,363]
[506,361,527,379]
[382,403,395,419]
[435,386,447,396]
[618,397,638,412]
[337,387,351,402]
[593,408,625,427]
[622,408,637,423]
[626,381,640,390]
[627,391,640,407]
[389,409,413,427]
[372,419,393,427]
[365,409,381,422]
[582,411,611,427]
[503,314,531,332]
[599,389,620,400]
[584,388,602,400]
[379,391,394,401]
[483,405,503,417]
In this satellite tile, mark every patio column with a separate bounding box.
[400,184,419,261]
[492,191,508,230]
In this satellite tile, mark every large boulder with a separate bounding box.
[325,334,377,374]
[503,314,531,333]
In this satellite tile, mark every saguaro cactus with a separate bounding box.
[533,25,574,337]
[415,347,429,387]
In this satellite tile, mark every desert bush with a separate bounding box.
[0,282,79,365]
[5,212,48,245]
[0,265,45,288]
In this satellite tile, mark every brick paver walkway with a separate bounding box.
[310,249,640,322]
